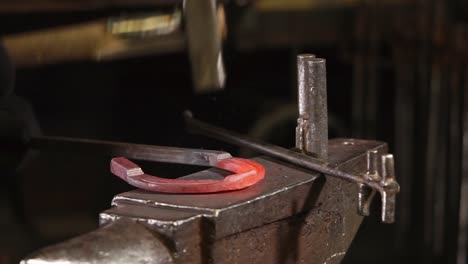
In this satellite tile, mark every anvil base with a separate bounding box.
[22,138,387,264]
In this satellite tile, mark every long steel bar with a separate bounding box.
[30,136,231,166]
[186,112,381,191]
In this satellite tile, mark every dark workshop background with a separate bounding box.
[1,0,467,263]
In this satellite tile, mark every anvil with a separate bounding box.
[21,138,387,263]
[21,54,397,263]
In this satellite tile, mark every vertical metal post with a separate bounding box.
[359,149,379,216]
[295,54,398,223]
[296,54,328,160]
[381,154,397,223]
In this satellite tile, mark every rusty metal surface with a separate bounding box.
[210,139,387,264]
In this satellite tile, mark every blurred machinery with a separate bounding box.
[1,0,226,93]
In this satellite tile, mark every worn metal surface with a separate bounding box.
[296,54,328,160]
[185,113,400,223]
[21,138,387,263]
[21,219,174,264]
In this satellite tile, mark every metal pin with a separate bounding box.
[367,149,379,177]
[296,54,315,156]
[297,54,316,119]
[381,154,397,223]
[382,154,395,182]
[358,150,379,216]
[296,54,328,160]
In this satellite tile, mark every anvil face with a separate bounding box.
[22,138,387,264]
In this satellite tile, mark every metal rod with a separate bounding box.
[184,112,383,191]
[358,149,379,216]
[30,136,231,166]
[296,55,328,159]
[297,54,316,120]
[184,112,401,223]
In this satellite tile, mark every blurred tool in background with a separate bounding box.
[1,0,227,93]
